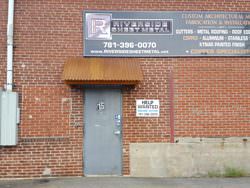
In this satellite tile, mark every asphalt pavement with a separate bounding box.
[0,177,250,188]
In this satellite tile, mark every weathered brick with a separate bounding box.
[0,0,249,177]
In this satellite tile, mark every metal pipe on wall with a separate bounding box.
[6,0,14,91]
[169,71,175,143]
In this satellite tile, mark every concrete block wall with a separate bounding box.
[130,139,250,177]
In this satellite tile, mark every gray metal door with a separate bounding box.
[84,89,122,175]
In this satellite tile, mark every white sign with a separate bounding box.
[136,99,160,117]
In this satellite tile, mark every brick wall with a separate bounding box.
[0,0,250,177]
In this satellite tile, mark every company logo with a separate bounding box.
[85,13,173,40]
[111,20,172,34]
[86,13,112,40]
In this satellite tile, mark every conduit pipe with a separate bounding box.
[169,71,175,143]
[6,0,14,91]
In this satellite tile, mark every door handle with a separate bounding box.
[114,130,121,135]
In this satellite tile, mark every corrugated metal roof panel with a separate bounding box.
[62,58,143,85]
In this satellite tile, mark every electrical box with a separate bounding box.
[0,90,19,146]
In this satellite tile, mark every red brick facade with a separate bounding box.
[0,0,250,178]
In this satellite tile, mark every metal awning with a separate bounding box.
[62,57,143,85]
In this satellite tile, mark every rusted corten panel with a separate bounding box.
[62,57,143,85]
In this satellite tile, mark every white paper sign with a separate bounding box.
[136,99,160,117]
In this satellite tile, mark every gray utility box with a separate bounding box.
[0,90,20,146]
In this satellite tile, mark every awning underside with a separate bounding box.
[62,58,143,85]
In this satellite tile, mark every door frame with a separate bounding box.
[83,88,123,176]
